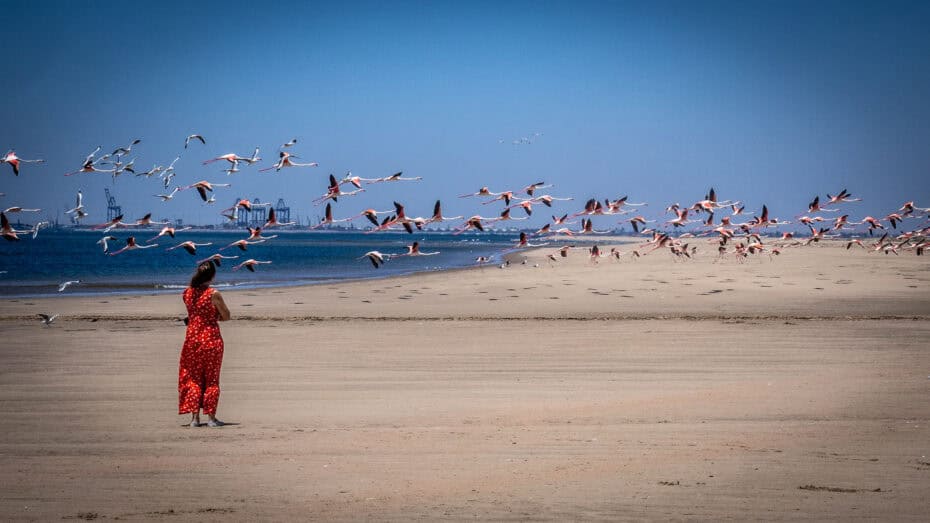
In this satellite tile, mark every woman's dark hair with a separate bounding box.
[190,260,216,288]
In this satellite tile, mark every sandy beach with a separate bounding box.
[1,241,929,520]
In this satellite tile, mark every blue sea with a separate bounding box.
[0,228,523,297]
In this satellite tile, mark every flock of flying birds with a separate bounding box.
[2,134,930,308]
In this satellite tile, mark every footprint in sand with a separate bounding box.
[293,302,304,305]
[242,303,253,307]
[439,293,448,296]
[700,289,724,295]
[361,300,371,303]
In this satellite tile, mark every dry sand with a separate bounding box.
[1,241,929,520]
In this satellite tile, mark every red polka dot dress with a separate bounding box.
[178,286,224,415]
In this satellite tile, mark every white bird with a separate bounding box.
[58,280,81,292]
[96,235,117,253]
[31,221,49,239]
[38,313,59,326]
[3,206,41,213]
[184,134,206,148]
[359,251,388,268]
[65,190,84,215]
[154,187,180,201]
[281,138,298,148]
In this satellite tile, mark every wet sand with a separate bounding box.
[1,241,928,520]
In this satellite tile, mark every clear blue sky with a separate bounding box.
[2,0,929,228]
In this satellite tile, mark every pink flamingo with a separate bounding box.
[2,150,44,176]
[233,259,272,272]
[167,241,213,255]
[258,151,319,172]
[108,236,159,256]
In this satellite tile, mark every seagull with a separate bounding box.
[184,134,206,148]
[2,150,45,176]
[154,187,181,201]
[58,280,81,292]
[31,221,49,239]
[65,190,85,215]
[111,139,141,157]
[3,206,41,213]
[96,235,117,253]
[359,251,387,268]
[281,138,298,148]
[38,314,59,326]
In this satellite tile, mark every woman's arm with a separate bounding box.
[211,291,231,321]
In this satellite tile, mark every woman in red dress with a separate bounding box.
[178,260,231,427]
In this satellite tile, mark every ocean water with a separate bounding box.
[0,229,523,297]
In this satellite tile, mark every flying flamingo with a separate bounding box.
[309,202,353,229]
[94,215,125,233]
[513,231,549,248]
[202,148,258,172]
[391,241,440,257]
[2,150,45,176]
[522,182,552,196]
[625,215,655,233]
[147,226,192,242]
[220,239,267,252]
[825,189,862,205]
[807,195,838,214]
[482,190,520,206]
[263,207,295,227]
[489,208,527,222]
[167,241,213,255]
[64,146,115,176]
[453,216,488,235]
[531,195,574,208]
[458,187,503,198]
[258,151,319,172]
[182,181,231,202]
[1,212,25,241]
[2,206,41,213]
[246,226,278,241]
[233,259,272,272]
[690,187,737,213]
[127,213,169,227]
[363,171,422,184]
[578,218,610,234]
[425,200,463,224]
[313,174,365,205]
[196,253,240,267]
[108,236,159,256]
[605,196,647,214]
